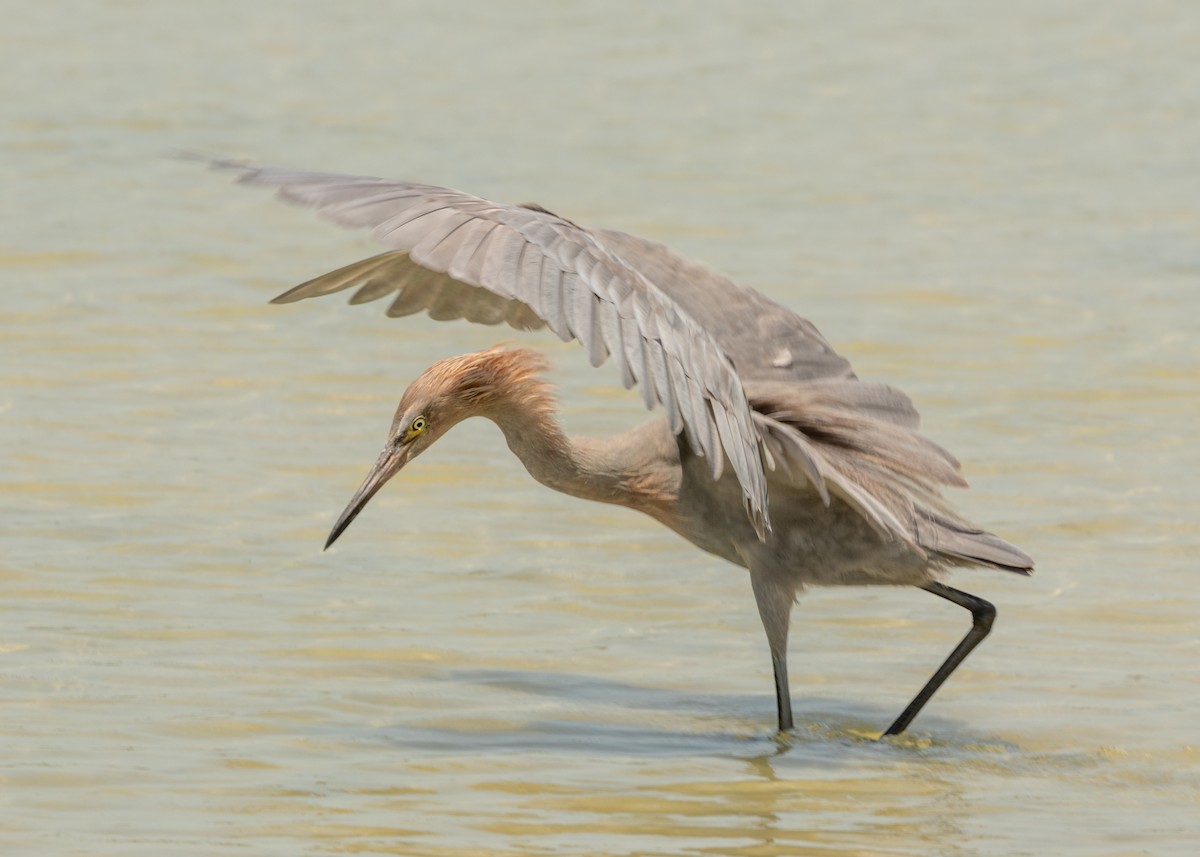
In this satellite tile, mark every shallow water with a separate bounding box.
[3,1,1198,855]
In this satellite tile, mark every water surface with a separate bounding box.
[3,2,1198,855]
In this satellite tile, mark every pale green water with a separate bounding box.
[3,2,1198,855]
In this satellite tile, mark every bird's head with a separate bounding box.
[324,346,553,548]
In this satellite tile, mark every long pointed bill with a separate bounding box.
[325,445,407,550]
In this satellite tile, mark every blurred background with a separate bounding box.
[2,1,1197,855]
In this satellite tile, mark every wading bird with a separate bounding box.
[210,160,1033,736]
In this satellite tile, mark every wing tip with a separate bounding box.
[746,497,772,542]
[182,150,255,178]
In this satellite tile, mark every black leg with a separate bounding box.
[771,649,794,732]
[882,582,996,737]
[750,571,796,733]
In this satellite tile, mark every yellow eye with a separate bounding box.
[408,416,427,436]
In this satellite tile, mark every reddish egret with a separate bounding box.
[210,160,1033,736]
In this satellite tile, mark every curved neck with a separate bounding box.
[485,405,677,515]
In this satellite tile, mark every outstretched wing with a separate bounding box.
[208,160,772,536]
[587,229,856,385]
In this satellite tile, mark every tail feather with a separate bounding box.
[916,512,1034,574]
[744,378,1034,575]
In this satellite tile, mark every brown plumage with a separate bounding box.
[398,347,560,434]
[208,159,1034,736]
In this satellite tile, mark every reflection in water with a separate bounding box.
[300,707,1101,857]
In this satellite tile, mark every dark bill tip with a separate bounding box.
[323,446,401,550]
[324,514,356,551]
